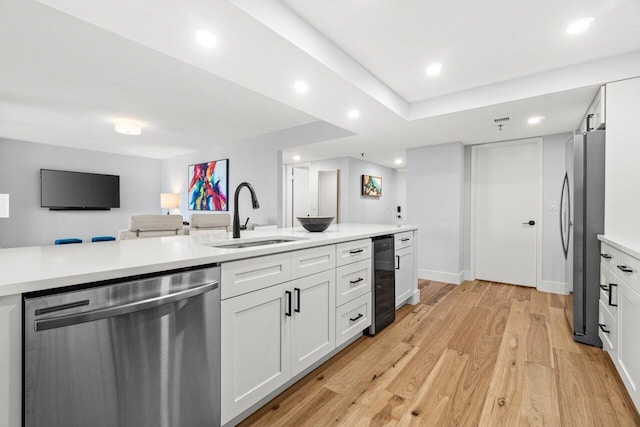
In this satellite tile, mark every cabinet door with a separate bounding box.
[221,282,291,424]
[395,247,414,308]
[617,282,640,409]
[291,269,336,376]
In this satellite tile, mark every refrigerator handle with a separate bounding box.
[560,172,571,259]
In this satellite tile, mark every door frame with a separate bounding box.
[470,138,543,288]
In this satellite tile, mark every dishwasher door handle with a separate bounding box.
[35,281,218,332]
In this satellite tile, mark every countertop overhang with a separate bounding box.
[0,223,418,296]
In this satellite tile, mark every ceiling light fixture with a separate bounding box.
[348,109,360,119]
[196,29,217,48]
[293,155,301,161]
[394,159,403,165]
[426,63,442,77]
[114,119,142,135]
[293,81,308,93]
[567,17,594,35]
[528,116,545,125]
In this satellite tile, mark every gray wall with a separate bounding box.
[407,142,465,283]
[0,138,161,247]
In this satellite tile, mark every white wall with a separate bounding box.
[0,138,161,247]
[541,133,570,291]
[347,157,396,224]
[605,77,640,248]
[407,142,465,284]
[395,170,406,225]
[162,139,283,227]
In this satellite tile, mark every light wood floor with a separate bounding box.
[239,280,640,426]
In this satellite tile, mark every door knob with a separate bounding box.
[522,220,536,226]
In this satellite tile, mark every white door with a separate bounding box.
[290,270,336,376]
[395,247,414,307]
[317,170,339,222]
[473,140,541,287]
[221,282,291,424]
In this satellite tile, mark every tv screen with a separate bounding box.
[40,169,120,210]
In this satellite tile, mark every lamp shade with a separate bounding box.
[160,193,180,209]
[0,194,9,218]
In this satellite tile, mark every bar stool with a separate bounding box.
[54,238,82,245]
[91,236,116,242]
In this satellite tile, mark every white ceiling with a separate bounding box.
[1,0,640,167]
[282,0,640,101]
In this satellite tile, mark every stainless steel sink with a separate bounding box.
[208,237,305,249]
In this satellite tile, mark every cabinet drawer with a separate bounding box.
[290,245,335,280]
[221,253,291,300]
[336,239,371,267]
[336,259,371,307]
[599,299,617,356]
[600,265,619,319]
[600,243,618,268]
[613,249,640,295]
[394,231,414,250]
[336,293,371,347]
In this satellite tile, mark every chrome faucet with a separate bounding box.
[233,182,260,238]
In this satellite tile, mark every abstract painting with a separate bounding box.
[362,174,382,197]
[188,159,228,211]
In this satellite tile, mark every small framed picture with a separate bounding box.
[362,174,382,197]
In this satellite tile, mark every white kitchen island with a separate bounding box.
[0,223,419,427]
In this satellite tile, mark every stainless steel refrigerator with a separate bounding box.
[561,129,605,347]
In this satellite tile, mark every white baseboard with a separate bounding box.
[418,269,464,285]
[463,270,474,281]
[537,280,569,295]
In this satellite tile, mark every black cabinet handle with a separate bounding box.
[617,265,633,273]
[349,313,363,322]
[600,253,612,259]
[285,291,292,317]
[349,278,364,285]
[522,220,536,226]
[599,284,609,291]
[396,255,400,270]
[294,288,301,313]
[609,283,618,307]
[349,249,364,254]
[598,323,610,334]
[401,238,410,242]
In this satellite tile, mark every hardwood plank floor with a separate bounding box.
[239,280,640,427]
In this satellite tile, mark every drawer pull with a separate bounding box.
[600,253,612,259]
[349,249,364,255]
[400,238,410,242]
[599,284,609,291]
[609,283,618,307]
[285,291,292,317]
[349,313,363,322]
[349,278,364,285]
[294,288,301,313]
[617,265,633,273]
[598,323,610,334]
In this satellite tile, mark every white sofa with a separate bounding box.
[118,215,187,240]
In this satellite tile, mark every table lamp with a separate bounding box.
[160,193,179,215]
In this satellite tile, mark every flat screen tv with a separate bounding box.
[40,169,120,210]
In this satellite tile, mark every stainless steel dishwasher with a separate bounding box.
[23,265,221,427]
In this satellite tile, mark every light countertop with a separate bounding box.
[0,223,418,297]
[598,234,640,260]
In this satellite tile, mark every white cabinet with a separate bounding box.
[336,293,371,347]
[336,239,371,266]
[336,259,371,307]
[578,85,606,133]
[395,241,415,308]
[291,245,335,279]
[221,282,291,424]
[599,241,640,412]
[0,295,21,427]
[617,280,640,407]
[221,252,291,299]
[291,269,335,376]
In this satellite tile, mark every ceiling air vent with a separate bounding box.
[493,116,511,124]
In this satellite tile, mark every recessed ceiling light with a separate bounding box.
[114,119,142,135]
[426,63,442,77]
[567,17,594,35]
[528,116,545,125]
[196,30,217,48]
[394,159,403,165]
[293,155,301,161]
[293,81,308,93]
[348,109,360,119]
